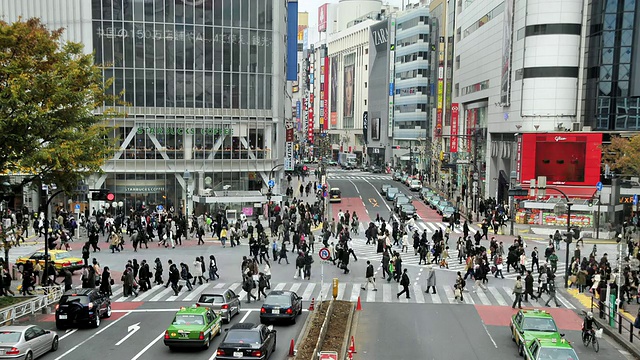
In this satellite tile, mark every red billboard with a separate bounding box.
[450,103,459,153]
[323,57,330,131]
[518,132,602,187]
[318,3,328,32]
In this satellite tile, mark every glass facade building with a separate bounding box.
[585,0,639,130]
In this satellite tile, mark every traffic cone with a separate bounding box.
[308,298,315,311]
[289,339,295,356]
[356,296,362,311]
[349,335,357,353]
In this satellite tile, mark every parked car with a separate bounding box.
[442,206,456,222]
[55,288,112,329]
[329,188,342,203]
[394,196,411,213]
[409,179,422,191]
[436,201,454,214]
[380,184,391,195]
[400,174,409,184]
[429,197,444,210]
[510,309,562,356]
[260,290,303,324]
[393,172,403,181]
[164,304,222,350]
[16,250,84,275]
[420,188,434,200]
[0,325,58,360]
[400,204,417,220]
[215,323,276,360]
[385,187,400,201]
[404,176,415,186]
[197,288,241,324]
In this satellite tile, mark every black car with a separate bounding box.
[400,204,417,220]
[260,290,303,324]
[55,288,111,329]
[216,323,276,360]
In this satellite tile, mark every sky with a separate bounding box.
[299,0,406,29]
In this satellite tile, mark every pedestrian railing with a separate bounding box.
[590,295,640,344]
[0,285,64,326]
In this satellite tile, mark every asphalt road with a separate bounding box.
[354,302,632,360]
[32,301,307,360]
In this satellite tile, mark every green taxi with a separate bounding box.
[524,338,579,360]
[510,309,563,356]
[164,305,222,351]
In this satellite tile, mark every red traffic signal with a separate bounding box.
[106,192,115,201]
[92,189,115,201]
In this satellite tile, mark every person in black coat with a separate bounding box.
[341,246,350,274]
[524,270,537,301]
[396,269,411,299]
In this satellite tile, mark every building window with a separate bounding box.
[463,2,505,38]
[460,80,490,96]
[455,55,460,70]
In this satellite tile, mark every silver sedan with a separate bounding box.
[197,288,241,323]
[0,325,58,360]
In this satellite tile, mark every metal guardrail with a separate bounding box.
[0,285,64,326]
[590,296,640,344]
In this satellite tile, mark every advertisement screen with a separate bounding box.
[343,64,355,118]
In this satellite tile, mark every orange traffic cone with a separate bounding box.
[349,335,357,353]
[308,298,315,311]
[289,339,295,356]
[356,296,362,311]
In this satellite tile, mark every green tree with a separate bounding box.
[602,135,640,177]
[0,18,115,192]
[0,19,116,272]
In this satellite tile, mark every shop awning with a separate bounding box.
[519,184,598,200]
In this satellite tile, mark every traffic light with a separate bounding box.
[439,151,444,161]
[91,189,115,201]
[587,198,593,207]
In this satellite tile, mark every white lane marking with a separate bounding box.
[273,283,286,291]
[382,284,391,303]
[183,283,210,301]
[319,282,331,301]
[131,331,165,360]
[213,282,226,288]
[443,286,456,303]
[413,284,425,303]
[365,287,376,302]
[149,286,174,302]
[476,289,492,305]
[482,321,498,348]
[54,312,131,360]
[350,284,360,302]
[239,311,252,323]
[59,329,77,340]
[489,287,508,307]
[430,290,441,304]
[289,283,301,294]
[555,293,575,309]
[301,283,316,301]
[349,180,360,195]
[112,308,310,313]
[397,284,408,303]
[364,179,392,212]
[208,350,218,360]
[336,283,346,300]
[131,285,164,302]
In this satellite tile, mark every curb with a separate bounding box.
[338,302,356,359]
[293,300,322,357]
[311,300,335,360]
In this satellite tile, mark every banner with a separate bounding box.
[450,103,459,153]
[362,111,368,144]
[285,119,294,171]
[318,3,328,32]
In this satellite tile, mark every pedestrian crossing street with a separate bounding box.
[350,221,567,285]
[101,281,574,308]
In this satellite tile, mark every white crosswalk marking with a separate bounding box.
[103,282,575,308]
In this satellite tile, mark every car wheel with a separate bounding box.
[260,318,268,325]
[518,343,524,356]
[25,351,33,360]
[93,314,101,328]
[203,336,210,350]
[291,315,297,324]
[104,304,112,318]
[168,346,176,352]
[224,311,231,324]
[51,336,59,351]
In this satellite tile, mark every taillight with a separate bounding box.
[198,332,205,340]
[195,303,200,307]
[88,302,94,310]
[221,304,229,310]
[6,348,19,355]
[62,262,71,267]
[216,349,225,356]
[55,304,59,310]
[251,350,262,357]
[164,331,169,339]
[286,308,293,315]
[260,307,266,314]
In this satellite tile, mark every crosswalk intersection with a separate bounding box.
[99,280,574,308]
[350,220,568,285]
[327,174,392,181]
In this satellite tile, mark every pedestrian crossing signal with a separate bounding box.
[91,189,115,201]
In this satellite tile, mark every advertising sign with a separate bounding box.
[330,57,338,127]
[500,0,514,105]
[362,111,368,144]
[318,3,328,32]
[324,57,330,131]
[285,120,295,171]
[450,103,459,153]
[388,17,395,137]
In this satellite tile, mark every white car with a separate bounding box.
[409,179,422,191]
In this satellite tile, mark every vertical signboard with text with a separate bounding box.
[388,17,396,137]
[285,119,295,171]
[436,36,445,138]
[450,103,459,153]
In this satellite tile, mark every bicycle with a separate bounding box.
[582,328,601,352]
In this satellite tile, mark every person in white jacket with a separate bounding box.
[192,257,204,285]
[424,265,437,294]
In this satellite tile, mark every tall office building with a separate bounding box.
[2,0,288,215]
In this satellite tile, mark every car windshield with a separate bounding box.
[264,295,292,307]
[330,190,340,196]
[60,295,90,305]
[411,180,421,185]
[0,331,21,343]
[397,198,409,204]
[536,347,578,360]
[198,294,225,304]
[402,205,415,211]
[523,318,558,332]
[387,188,398,194]
[173,314,205,325]
[444,207,455,213]
[225,330,261,344]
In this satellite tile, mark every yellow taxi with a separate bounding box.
[16,249,84,274]
[329,188,342,203]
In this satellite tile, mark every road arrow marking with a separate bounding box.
[115,322,141,346]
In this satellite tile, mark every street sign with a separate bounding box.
[508,188,528,196]
[596,181,603,191]
[156,205,164,211]
[317,184,322,190]
[318,247,330,260]
[74,204,80,211]
[319,351,338,360]
[268,179,275,188]
[634,194,638,205]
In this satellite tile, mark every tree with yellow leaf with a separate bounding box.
[602,135,640,177]
[0,18,115,192]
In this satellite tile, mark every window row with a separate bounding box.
[463,2,504,38]
[104,69,273,109]
[94,22,273,73]
[395,104,429,113]
[92,0,273,30]
[396,68,429,80]
[397,52,430,64]
[396,86,429,96]
[397,16,428,31]
[396,34,429,47]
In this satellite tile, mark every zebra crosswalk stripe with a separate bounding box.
[302,283,316,301]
